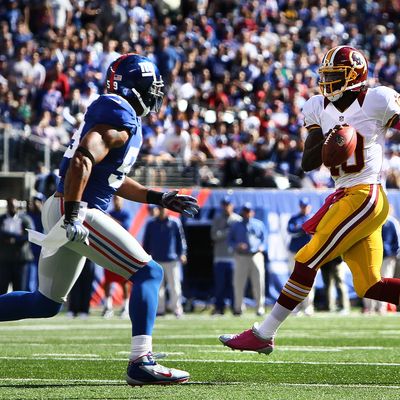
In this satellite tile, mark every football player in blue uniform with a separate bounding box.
[0,54,199,386]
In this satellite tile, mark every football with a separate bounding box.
[322,125,357,167]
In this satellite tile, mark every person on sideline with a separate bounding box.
[228,202,267,316]
[143,205,187,318]
[210,196,242,315]
[0,198,34,294]
[320,256,350,314]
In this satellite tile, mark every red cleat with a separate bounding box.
[219,325,274,355]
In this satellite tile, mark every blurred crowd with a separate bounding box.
[1,0,400,188]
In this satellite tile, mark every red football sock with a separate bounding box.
[277,262,317,310]
[364,278,400,305]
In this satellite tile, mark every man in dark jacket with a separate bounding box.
[0,198,34,294]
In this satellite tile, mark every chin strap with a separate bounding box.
[131,88,150,116]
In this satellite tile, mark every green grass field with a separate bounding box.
[1,310,399,400]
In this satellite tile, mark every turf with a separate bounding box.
[1,310,399,399]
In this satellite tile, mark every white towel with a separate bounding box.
[27,202,88,258]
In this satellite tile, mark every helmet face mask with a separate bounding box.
[106,54,164,116]
[147,80,164,112]
[318,46,368,102]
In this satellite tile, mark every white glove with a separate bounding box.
[161,190,200,218]
[64,220,89,243]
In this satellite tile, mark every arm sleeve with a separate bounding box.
[302,96,323,129]
[86,95,138,135]
[370,87,400,127]
[383,89,400,127]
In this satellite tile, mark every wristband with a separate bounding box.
[146,190,164,205]
[64,201,81,223]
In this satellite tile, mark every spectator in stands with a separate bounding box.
[40,82,64,114]
[320,257,350,314]
[2,0,400,189]
[210,196,242,315]
[363,211,400,314]
[98,39,120,82]
[163,120,192,166]
[228,202,267,316]
[9,46,32,91]
[154,33,181,85]
[44,61,70,101]
[49,0,73,32]
[95,0,127,39]
[102,196,133,319]
[287,197,314,315]
[143,206,187,317]
[0,198,34,294]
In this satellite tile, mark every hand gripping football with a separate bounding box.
[322,125,357,167]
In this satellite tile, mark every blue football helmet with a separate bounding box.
[106,53,164,116]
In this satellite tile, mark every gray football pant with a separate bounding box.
[156,260,182,314]
[233,252,265,312]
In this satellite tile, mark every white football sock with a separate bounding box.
[130,335,152,361]
[106,296,113,309]
[256,303,292,339]
[123,299,129,311]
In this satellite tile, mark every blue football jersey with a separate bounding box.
[57,94,143,211]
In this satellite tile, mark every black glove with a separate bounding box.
[161,190,200,217]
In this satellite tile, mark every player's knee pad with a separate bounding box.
[130,259,163,285]
[34,291,63,318]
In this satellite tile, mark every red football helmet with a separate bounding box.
[318,46,368,101]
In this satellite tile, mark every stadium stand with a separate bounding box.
[1,0,400,192]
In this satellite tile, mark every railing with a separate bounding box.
[129,159,224,188]
[0,125,224,188]
[0,125,292,190]
[0,125,66,173]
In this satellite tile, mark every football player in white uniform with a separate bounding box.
[219,45,400,354]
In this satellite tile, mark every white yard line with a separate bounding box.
[32,353,100,357]
[0,343,392,351]
[2,377,400,389]
[1,355,400,366]
[197,348,343,353]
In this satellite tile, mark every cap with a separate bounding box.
[299,197,310,207]
[242,202,253,211]
[221,195,232,205]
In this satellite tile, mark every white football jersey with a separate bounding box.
[302,86,400,188]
